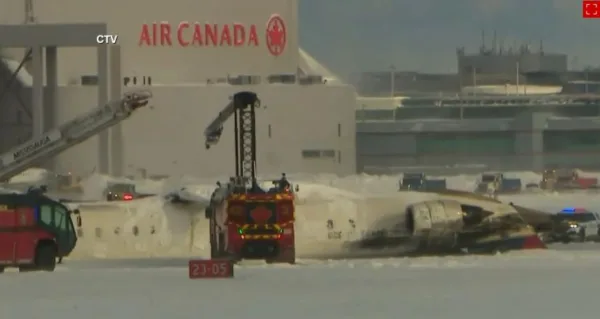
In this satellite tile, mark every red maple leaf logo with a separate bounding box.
[266,15,286,57]
[250,206,273,224]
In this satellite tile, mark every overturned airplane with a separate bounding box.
[167,184,551,259]
[346,189,549,256]
[58,184,553,260]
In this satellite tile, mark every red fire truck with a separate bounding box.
[203,92,297,264]
[207,180,296,264]
[0,191,80,272]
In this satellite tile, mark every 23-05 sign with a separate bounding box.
[188,259,234,279]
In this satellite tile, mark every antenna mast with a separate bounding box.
[24,0,37,24]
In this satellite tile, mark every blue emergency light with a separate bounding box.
[561,207,586,213]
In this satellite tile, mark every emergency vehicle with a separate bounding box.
[203,92,297,264]
[0,90,150,273]
[547,207,600,243]
[206,180,296,264]
[0,191,80,272]
[104,182,136,201]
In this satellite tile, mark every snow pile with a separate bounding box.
[7,168,50,184]
[71,196,207,259]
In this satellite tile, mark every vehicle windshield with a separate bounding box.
[54,205,68,231]
[402,178,422,185]
[39,202,70,231]
[39,201,77,255]
[481,175,496,182]
[557,175,573,182]
[107,183,135,193]
[554,213,596,222]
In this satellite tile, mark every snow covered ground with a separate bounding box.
[3,251,600,319]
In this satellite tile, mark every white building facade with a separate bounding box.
[0,0,356,178]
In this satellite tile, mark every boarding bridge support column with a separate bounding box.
[97,45,109,174]
[514,109,549,171]
[44,46,58,170]
[109,45,124,177]
[31,46,44,138]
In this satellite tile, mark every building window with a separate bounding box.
[416,132,515,155]
[321,150,335,158]
[302,150,321,158]
[302,149,336,159]
[543,130,600,153]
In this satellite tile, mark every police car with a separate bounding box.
[548,207,600,243]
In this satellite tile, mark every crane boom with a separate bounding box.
[0,90,152,181]
[203,91,260,183]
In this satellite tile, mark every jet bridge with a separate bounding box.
[0,90,152,182]
[0,22,123,175]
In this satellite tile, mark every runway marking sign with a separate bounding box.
[189,259,234,279]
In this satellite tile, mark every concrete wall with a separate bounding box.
[49,84,356,177]
[0,0,299,83]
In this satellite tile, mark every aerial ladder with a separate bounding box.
[204,91,261,190]
[0,90,152,182]
[203,91,296,264]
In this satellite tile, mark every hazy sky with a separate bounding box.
[298,0,599,78]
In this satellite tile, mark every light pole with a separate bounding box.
[390,64,396,119]
[390,64,396,99]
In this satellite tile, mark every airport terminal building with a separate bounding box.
[0,0,356,178]
[355,43,600,175]
[357,95,600,174]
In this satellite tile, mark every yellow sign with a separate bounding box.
[242,234,280,240]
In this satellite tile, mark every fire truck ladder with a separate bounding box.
[0,90,152,182]
[204,91,260,183]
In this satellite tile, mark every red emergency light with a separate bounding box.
[123,193,133,201]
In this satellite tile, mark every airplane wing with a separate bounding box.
[164,187,211,207]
